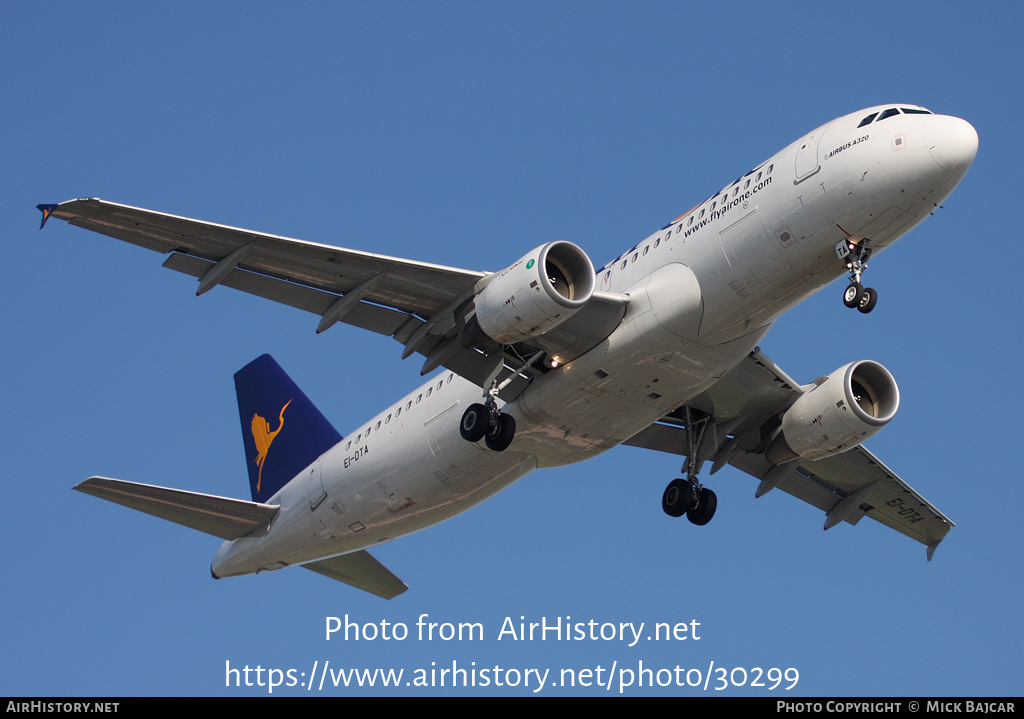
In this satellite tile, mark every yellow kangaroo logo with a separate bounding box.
[251,399,292,494]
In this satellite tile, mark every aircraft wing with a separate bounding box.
[41,198,627,399]
[624,349,954,559]
[74,476,279,540]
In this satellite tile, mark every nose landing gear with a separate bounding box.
[837,239,877,313]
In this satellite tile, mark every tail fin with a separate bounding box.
[235,354,342,502]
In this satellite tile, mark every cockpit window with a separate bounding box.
[901,107,932,115]
[858,112,878,128]
[877,108,901,122]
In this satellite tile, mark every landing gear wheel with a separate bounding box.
[843,282,863,308]
[484,413,516,452]
[459,403,489,442]
[857,287,878,314]
[686,488,718,526]
[662,478,695,517]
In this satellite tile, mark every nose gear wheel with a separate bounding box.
[839,239,878,313]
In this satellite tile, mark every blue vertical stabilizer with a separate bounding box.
[234,355,342,502]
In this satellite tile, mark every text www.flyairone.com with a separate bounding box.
[224,660,799,694]
[681,174,775,239]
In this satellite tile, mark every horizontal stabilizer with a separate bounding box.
[75,476,279,541]
[302,551,408,599]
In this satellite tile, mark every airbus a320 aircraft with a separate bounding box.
[40,104,977,598]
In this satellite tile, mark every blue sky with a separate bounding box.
[3,1,1020,697]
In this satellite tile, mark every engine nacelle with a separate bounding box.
[473,241,595,345]
[765,360,900,464]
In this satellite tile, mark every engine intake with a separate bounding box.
[765,360,900,464]
[472,241,595,345]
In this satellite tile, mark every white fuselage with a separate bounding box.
[212,105,977,578]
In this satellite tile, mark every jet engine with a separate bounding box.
[765,360,900,464]
[471,241,595,345]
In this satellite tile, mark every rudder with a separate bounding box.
[235,354,342,502]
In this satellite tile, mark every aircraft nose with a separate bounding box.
[927,116,978,174]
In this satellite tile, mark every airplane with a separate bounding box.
[39,103,977,599]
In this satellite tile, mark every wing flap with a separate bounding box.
[74,476,279,541]
[302,551,408,599]
[163,253,413,337]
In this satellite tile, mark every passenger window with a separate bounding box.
[878,108,900,121]
[858,113,878,128]
[642,245,649,255]
[385,414,391,424]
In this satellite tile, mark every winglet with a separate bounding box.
[926,540,941,562]
[37,203,58,229]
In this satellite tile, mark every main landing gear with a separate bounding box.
[459,349,545,452]
[460,387,516,452]
[660,407,718,526]
[839,239,877,314]
[662,478,718,525]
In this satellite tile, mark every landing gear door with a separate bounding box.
[794,122,831,183]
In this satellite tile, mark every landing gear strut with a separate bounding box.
[838,239,878,313]
[660,407,718,526]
